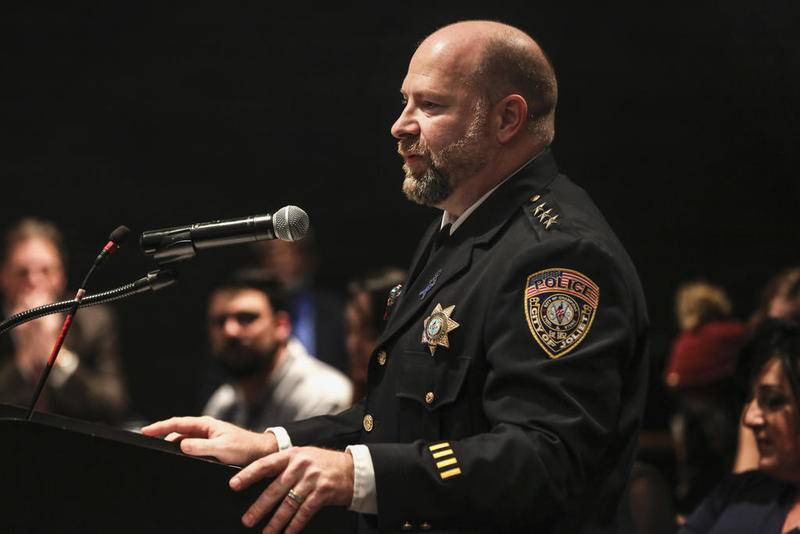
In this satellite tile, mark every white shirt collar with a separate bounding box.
[440,153,542,235]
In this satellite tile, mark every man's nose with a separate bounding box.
[22,269,43,288]
[222,317,243,337]
[391,104,420,139]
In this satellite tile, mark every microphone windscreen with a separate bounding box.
[273,206,309,241]
[109,225,132,246]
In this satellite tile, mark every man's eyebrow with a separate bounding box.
[401,89,449,101]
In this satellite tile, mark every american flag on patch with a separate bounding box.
[526,269,599,308]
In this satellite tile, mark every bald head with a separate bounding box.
[393,21,557,214]
[417,21,557,144]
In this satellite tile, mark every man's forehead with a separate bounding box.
[401,57,474,99]
[9,237,61,263]
[209,288,270,312]
[406,38,478,84]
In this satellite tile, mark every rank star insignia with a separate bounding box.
[544,214,559,229]
[537,208,552,222]
[422,303,460,355]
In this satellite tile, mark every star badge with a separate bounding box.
[421,303,460,355]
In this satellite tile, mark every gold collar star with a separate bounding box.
[422,303,460,355]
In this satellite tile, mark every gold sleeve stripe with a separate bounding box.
[440,467,462,479]
[428,442,450,451]
[431,449,454,459]
[436,457,458,469]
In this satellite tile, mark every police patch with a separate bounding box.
[524,268,599,359]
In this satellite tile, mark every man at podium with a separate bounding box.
[144,20,648,533]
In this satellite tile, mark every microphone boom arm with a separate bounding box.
[0,270,177,336]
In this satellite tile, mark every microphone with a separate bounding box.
[140,205,310,265]
[94,225,131,264]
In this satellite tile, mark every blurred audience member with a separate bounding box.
[681,320,800,533]
[735,267,800,473]
[665,281,746,513]
[750,267,800,328]
[202,269,352,431]
[253,230,348,373]
[345,267,406,401]
[0,218,128,424]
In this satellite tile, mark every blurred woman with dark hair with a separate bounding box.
[681,320,800,533]
[735,268,800,473]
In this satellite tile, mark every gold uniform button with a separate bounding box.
[377,350,387,366]
[425,391,435,404]
[363,414,374,432]
[401,521,414,531]
[420,522,432,530]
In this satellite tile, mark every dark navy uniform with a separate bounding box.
[285,151,649,533]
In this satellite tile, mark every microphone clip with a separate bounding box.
[142,228,197,266]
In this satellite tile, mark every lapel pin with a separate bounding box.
[419,269,442,300]
[384,284,403,320]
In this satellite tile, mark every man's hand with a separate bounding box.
[229,446,354,534]
[141,416,277,466]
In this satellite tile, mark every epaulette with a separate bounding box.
[523,194,560,231]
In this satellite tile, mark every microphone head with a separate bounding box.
[273,206,309,242]
[109,225,132,246]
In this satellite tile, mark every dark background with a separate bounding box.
[1,3,798,426]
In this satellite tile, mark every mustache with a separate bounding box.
[223,338,244,351]
[397,137,426,157]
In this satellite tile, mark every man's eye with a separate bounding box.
[235,312,259,325]
[421,101,439,110]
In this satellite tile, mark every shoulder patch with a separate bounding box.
[523,268,599,358]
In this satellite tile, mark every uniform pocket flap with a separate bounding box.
[396,351,471,410]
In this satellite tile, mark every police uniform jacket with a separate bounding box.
[284,150,649,533]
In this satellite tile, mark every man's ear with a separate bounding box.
[494,94,528,144]
[275,310,292,342]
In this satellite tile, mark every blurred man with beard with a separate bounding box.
[145,20,648,533]
[201,269,352,431]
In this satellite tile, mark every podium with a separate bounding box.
[1,404,354,533]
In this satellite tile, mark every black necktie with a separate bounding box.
[431,223,452,255]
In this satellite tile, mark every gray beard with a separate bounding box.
[402,164,452,206]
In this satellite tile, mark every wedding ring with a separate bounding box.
[286,488,305,506]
